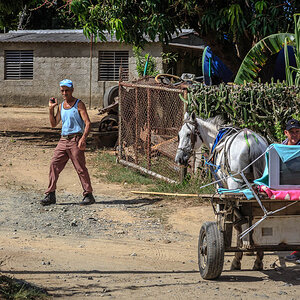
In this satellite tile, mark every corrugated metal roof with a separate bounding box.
[0,30,103,43]
[0,29,195,44]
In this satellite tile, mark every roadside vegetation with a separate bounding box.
[0,275,49,300]
[93,150,215,195]
[183,81,300,143]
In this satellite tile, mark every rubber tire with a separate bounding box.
[103,85,119,108]
[99,114,118,132]
[198,221,224,280]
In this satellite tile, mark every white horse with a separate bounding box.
[175,112,268,189]
[175,112,269,271]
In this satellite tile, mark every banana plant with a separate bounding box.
[234,32,294,84]
[286,13,300,86]
[235,13,300,86]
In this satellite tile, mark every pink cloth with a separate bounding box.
[258,185,300,200]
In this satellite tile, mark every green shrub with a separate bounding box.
[182,81,300,143]
[0,275,49,299]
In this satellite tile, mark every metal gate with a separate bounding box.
[118,80,186,183]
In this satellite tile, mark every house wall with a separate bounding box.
[0,42,163,107]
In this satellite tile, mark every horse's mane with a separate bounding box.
[199,115,225,129]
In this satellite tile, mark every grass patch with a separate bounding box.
[151,173,216,195]
[94,151,155,185]
[94,151,216,195]
[0,275,49,299]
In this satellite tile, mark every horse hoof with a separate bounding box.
[231,259,241,270]
[252,263,263,271]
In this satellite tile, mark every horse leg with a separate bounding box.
[253,250,264,271]
[231,224,243,270]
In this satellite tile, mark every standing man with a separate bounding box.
[40,79,95,206]
[283,118,300,263]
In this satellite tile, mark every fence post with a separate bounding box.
[135,87,139,164]
[180,89,188,182]
[118,82,122,161]
[147,88,151,169]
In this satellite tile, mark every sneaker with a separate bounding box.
[284,251,300,262]
[79,193,95,206]
[40,192,56,206]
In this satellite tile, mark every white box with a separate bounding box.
[252,215,300,245]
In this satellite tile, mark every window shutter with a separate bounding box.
[5,50,33,80]
[99,51,129,81]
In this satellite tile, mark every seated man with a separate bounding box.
[283,118,300,263]
[282,118,300,146]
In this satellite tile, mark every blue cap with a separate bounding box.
[59,79,73,88]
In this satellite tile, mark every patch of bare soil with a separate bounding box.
[0,107,300,299]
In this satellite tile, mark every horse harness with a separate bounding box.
[179,120,261,185]
[177,119,203,154]
[209,128,261,184]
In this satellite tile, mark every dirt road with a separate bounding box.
[0,107,300,299]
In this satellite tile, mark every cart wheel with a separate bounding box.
[99,114,118,132]
[198,221,224,280]
[103,85,119,108]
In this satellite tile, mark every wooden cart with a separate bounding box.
[198,193,300,279]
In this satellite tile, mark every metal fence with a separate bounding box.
[118,80,186,183]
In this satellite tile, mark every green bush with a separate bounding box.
[182,81,300,143]
[133,46,159,77]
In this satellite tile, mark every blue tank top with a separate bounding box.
[60,99,85,136]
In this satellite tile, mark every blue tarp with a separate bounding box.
[273,46,297,82]
[218,188,254,200]
[202,46,233,85]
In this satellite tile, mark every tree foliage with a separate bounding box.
[0,0,77,31]
[0,0,37,30]
[68,0,298,72]
[0,0,298,73]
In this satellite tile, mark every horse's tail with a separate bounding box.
[247,130,268,179]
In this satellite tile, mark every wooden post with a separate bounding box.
[135,87,138,164]
[89,34,93,109]
[118,82,122,161]
[119,160,177,184]
[180,166,187,182]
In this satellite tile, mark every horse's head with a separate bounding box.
[175,112,203,166]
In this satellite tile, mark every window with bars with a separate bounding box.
[98,51,129,81]
[5,50,33,80]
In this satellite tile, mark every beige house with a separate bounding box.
[0,29,204,108]
[0,29,165,108]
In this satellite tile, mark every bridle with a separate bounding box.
[178,119,203,154]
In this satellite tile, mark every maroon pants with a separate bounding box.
[46,136,93,195]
